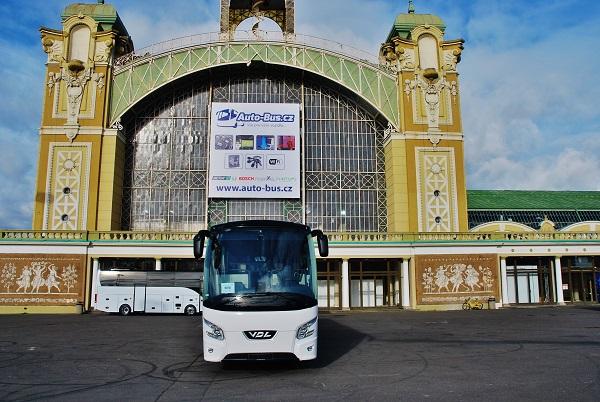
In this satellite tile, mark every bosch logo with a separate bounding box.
[244,330,277,340]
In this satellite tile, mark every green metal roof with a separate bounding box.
[62,2,128,35]
[386,13,446,42]
[467,190,600,211]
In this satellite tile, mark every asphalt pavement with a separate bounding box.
[1,306,600,401]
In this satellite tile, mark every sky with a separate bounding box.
[0,0,599,229]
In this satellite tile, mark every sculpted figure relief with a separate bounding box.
[65,68,91,126]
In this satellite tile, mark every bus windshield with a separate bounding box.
[203,225,318,311]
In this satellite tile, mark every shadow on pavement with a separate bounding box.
[221,315,369,371]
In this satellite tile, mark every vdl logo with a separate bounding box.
[244,330,277,340]
[215,108,295,128]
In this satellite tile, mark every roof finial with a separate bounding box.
[408,0,415,14]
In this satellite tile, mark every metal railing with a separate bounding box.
[114,30,381,68]
[1,230,599,243]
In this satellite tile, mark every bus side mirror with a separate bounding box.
[193,230,210,259]
[311,230,329,257]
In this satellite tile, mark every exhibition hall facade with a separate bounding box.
[0,0,599,313]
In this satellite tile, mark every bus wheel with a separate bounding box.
[119,304,132,316]
[184,305,197,316]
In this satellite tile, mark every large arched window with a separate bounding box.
[121,67,387,232]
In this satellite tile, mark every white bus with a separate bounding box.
[194,220,328,362]
[95,270,202,316]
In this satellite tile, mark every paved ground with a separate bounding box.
[1,306,600,401]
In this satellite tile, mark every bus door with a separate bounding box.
[134,285,146,312]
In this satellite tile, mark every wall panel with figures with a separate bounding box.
[416,254,499,305]
[0,254,86,306]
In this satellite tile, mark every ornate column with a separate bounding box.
[341,258,350,310]
[91,258,100,309]
[554,256,565,305]
[401,258,411,309]
[500,257,508,307]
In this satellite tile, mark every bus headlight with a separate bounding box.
[296,317,317,340]
[204,318,224,341]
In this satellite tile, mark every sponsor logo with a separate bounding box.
[212,176,234,181]
[238,176,255,181]
[244,330,277,340]
[215,109,239,128]
[215,108,295,128]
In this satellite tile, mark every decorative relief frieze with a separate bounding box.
[380,40,415,72]
[443,49,461,72]
[415,147,459,232]
[93,72,105,92]
[47,72,61,94]
[41,36,63,63]
[65,67,91,126]
[94,39,113,63]
[51,66,100,137]
[416,254,499,305]
[0,254,86,306]
[405,75,457,129]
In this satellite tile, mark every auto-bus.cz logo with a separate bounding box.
[215,108,295,128]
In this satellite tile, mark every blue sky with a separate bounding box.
[0,0,599,229]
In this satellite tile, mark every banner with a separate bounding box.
[208,102,301,199]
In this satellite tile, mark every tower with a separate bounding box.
[34,1,132,230]
[220,0,295,39]
[380,3,468,232]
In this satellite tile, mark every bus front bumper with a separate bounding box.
[202,307,318,362]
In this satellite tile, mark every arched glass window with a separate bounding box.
[121,68,387,232]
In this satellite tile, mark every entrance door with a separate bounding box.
[317,259,341,309]
[349,259,401,308]
[506,257,552,304]
[561,257,599,303]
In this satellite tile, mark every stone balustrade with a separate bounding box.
[0,230,598,244]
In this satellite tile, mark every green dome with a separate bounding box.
[62,2,128,34]
[386,13,446,42]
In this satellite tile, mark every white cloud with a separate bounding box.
[472,149,600,190]
[461,14,600,190]
[0,126,37,228]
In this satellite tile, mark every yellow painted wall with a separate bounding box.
[0,306,83,314]
[96,134,125,230]
[384,139,410,232]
